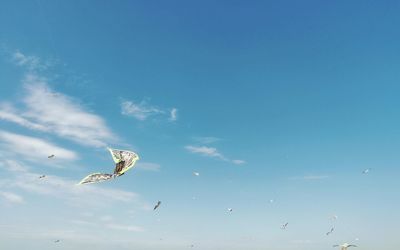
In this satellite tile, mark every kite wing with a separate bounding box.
[108,148,139,175]
[77,173,114,185]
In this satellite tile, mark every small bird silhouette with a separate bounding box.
[154,201,161,210]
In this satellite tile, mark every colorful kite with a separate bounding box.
[78,148,139,185]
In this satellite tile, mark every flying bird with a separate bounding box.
[48,154,55,159]
[78,148,139,185]
[154,201,161,210]
[54,240,60,243]
[326,226,334,236]
[38,175,46,179]
[227,208,233,212]
[333,243,357,250]
[362,168,371,174]
[281,222,288,230]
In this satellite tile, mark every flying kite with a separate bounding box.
[227,208,233,212]
[54,240,60,243]
[154,201,161,210]
[281,222,288,230]
[333,243,357,250]
[78,148,139,185]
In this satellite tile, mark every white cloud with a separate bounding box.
[121,100,178,122]
[106,223,144,232]
[0,103,47,131]
[232,159,246,165]
[135,162,161,171]
[185,145,226,160]
[192,136,221,144]
[169,108,178,121]
[0,51,116,147]
[121,100,164,121]
[0,191,24,204]
[12,51,43,71]
[0,159,139,207]
[185,145,245,165]
[0,160,29,172]
[0,130,78,162]
[289,175,329,180]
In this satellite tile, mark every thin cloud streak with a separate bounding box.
[185,145,245,165]
[0,130,78,162]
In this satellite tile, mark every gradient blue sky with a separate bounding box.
[0,1,399,250]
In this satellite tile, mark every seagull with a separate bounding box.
[362,168,371,174]
[154,201,161,210]
[54,240,60,243]
[193,172,200,176]
[281,222,288,230]
[48,154,55,159]
[227,208,233,212]
[333,243,357,250]
[38,175,46,179]
[326,226,334,236]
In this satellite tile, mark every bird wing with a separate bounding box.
[77,173,114,185]
[108,148,139,175]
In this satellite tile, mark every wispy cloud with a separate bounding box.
[106,223,144,232]
[121,100,178,122]
[0,191,24,204]
[12,50,46,71]
[121,100,164,121]
[289,175,330,180]
[185,145,226,160]
[192,136,221,144]
[0,51,116,147]
[185,145,245,165]
[0,130,78,162]
[232,159,246,165]
[135,162,161,171]
[0,160,139,207]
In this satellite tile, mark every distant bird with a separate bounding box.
[333,243,357,250]
[193,172,200,176]
[227,208,233,212]
[48,154,55,159]
[362,168,371,174]
[54,240,60,243]
[281,222,288,230]
[154,201,161,210]
[326,226,335,236]
[38,175,46,179]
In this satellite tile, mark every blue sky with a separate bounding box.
[0,1,400,249]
